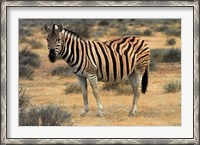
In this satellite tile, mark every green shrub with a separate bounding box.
[102,82,119,91]
[117,26,134,37]
[150,48,181,63]
[149,49,163,71]
[19,37,29,44]
[64,20,94,39]
[19,65,34,80]
[149,48,181,71]
[39,104,71,126]
[51,65,73,77]
[165,28,181,37]
[19,104,71,126]
[102,79,129,91]
[150,49,163,62]
[143,29,152,36]
[102,79,132,95]
[132,29,142,36]
[19,49,41,68]
[19,56,41,69]
[19,88,72,126]
[98,20,109,26]
[116,84,133,95]
[149,56,157,71]
[65,82,81,94]
[164,81,181,93]
[155,25,168,32]
[167,38,176,46]
[19,28,32,37]
[29,39,43,49]
[19,106,40,126]
[162,48,181,63]
[19,49,41,79]
[19,88,32,108]
[19,88,38,126]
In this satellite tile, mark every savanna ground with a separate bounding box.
[19,19,181,126]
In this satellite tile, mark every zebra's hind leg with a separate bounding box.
[88,74,104,117]
[128,69,143,117]
[77,76,89,117]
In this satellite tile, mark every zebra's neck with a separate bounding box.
[61,29,81,66]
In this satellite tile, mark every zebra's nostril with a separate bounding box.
[49,49,56,53]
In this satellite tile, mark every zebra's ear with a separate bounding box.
[44,24,51,33]
[57,24,63,32]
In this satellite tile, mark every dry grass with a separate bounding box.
[20,59,181,126]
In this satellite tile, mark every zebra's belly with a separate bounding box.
[97,70,131,83]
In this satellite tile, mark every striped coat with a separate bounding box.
[44,24,150,117]
[61,33,149,83]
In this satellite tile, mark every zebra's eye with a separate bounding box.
[58,38,61,41]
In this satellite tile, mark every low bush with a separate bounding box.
[19,49,41,79]
[165,28,181,37]
[149,48,181,71]
[19,87,72,126]
[102,79,132,95]
[116,26,135,37]
[149,56,157,71]
[19,88,32,108]
[64,21,93,39]
[116,84,133,95]
[98,20,109,26]
[118,26,128,34]
[166,38,176,47]
[19,65,34,80]
[102,82,119,91]
[164,81,181,93]
[19,37,29,44]
[19,28,32,37]
[65,82,81,94]
[142,29,152,36]
[155,25,168,32]
[150,48,181,63]
[162,48,181,63]
[40,104,71,126]
[149,49,164,71]
[19,105,71,126]
[51,65,73,77]
[132,29,142,36]
[19,49,41,68]
[19,106,40,126]
[29,39,43,49]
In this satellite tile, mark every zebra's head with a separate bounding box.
[44,24,64,63]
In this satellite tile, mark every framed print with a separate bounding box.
[1,0,199,144]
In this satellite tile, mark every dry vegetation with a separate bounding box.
[19,19,181,126]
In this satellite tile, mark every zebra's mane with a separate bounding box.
[64,28,81,39]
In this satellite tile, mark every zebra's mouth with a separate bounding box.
[48,49,57,63]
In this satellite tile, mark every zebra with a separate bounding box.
[44,24,150,117]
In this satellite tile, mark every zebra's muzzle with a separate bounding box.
[48,49,57,63]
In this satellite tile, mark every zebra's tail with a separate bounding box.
[141,65,149,94]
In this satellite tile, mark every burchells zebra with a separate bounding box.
[44,24,150,117]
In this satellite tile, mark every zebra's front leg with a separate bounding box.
[88,74,104,117]
[77,76,89,117]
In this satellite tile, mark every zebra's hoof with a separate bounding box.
[129,111,136,117]
[96,112,105,117]
[80,110,88,117]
